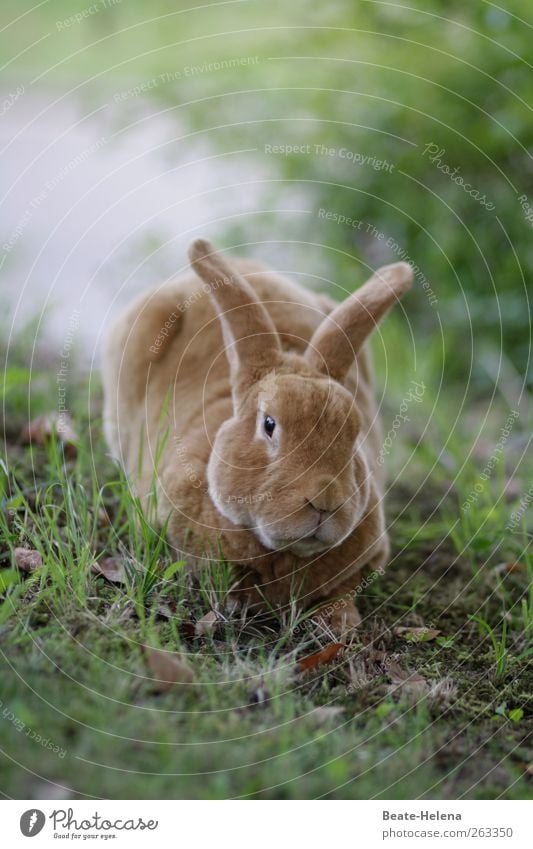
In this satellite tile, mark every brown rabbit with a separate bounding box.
[102,239,412,633]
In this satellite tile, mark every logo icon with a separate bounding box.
[20,809,46,837]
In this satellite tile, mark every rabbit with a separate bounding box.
[102,238,412,634]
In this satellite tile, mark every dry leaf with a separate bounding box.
[144,647,194,693]
[494,561,525,575]
[91,556,126,584]
[14,547,42,573]
[308,706,345,724]
[297,642,344,673]
[387,661,428,696]
[393,626,441,642]
[195,610,218,637]
[20,413,78,459]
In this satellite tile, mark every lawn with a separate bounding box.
[1,315,531,800]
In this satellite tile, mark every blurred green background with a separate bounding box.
[1,0,531,395]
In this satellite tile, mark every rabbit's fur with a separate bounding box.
[102,239,412,633]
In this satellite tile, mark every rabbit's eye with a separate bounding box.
[264,415,276,438]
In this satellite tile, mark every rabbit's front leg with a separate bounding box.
[313,594,361,637]
[313,544,389,636]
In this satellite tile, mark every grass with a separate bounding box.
[0,320,532,800]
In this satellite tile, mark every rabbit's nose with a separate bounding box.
[306,476,345,516]
[306,498,344,520]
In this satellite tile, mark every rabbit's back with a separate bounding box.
[102,257,379,481]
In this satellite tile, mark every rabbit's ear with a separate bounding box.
[188,239,282,397]
[305,262,413,383]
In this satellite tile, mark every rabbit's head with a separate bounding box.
[189,239,412,557]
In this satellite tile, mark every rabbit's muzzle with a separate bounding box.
[254,488,362,557]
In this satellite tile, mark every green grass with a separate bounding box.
[0,325,531,800]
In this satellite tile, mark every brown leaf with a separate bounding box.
[393,626,441,642]
[387,661,428,696]
[195,610,218,637]
[144,647,194,693]
[14,547,42,573]
[494,561,525,575]
[308,706,345,724]
[297,642,344,673]
[20,413,78,459]
[91,556,126,584]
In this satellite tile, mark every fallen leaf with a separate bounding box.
[297,642,344,673]
[14,547,42,573]
[508,707,524,723]
[20,413,78,459]
[494,561,525,575]
[393,626,441,642]
[387,661,428,697]
[91,556,126,584]
[308,706,345,724]
[143,647,194,693]
[525,762,533,777]
[195,610,218,637]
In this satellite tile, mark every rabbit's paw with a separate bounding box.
[315,597,361,637]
